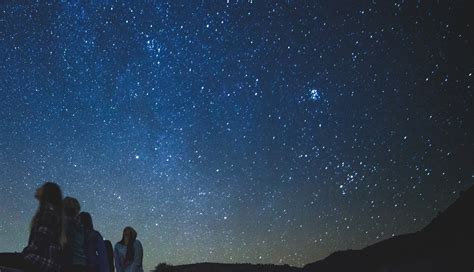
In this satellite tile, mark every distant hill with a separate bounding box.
[153,262,300,272]
[303,184,474,272]
[153,185,474,272]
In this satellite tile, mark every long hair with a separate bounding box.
[33,182,66,246]
[63,196,81,217]
[79,211,94,233]
[41,182,63,208]
[119,226,137,263]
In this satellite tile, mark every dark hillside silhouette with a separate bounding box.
[303,184,474,272]
[154,184,474,272]
[154,262,300,272]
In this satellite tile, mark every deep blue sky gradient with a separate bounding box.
[1,1,473,271]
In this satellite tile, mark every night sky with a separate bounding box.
[1,1,473,271]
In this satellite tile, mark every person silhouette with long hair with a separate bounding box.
[62,197,87,272]
[114,226,144,272]
[0,182,64,272]
[79,212,110,272]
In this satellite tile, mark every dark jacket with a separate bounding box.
[84,230,109,272]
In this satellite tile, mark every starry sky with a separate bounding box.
[0,1,473,271]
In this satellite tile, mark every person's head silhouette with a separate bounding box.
[63,196,81,217]
[79,211,94,232]
[35,182,63,208]
[121,226,137,245]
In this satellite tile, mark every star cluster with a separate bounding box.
[0,1,472,271]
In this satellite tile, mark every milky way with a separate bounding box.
[0,1,472,271]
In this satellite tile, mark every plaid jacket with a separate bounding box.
[22,203,62,272]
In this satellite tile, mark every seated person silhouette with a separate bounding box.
[114,227,144,272]
[0,182,64,272]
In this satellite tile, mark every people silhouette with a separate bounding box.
[62,197,87,272]
[0,182,64,272]
[79,212,110,272]
[103,240,115,272]
[114,227,144,272]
